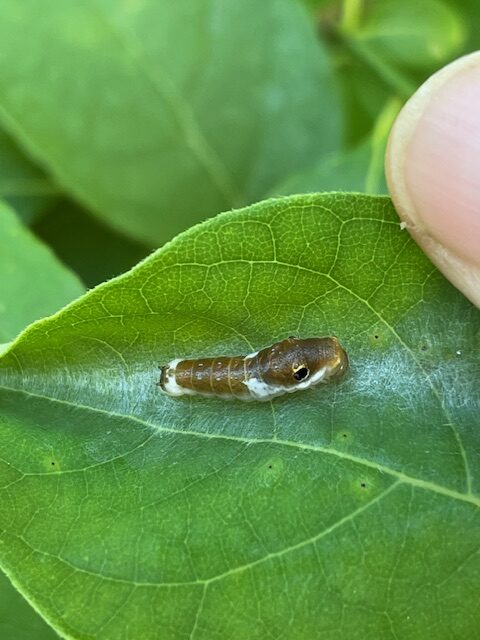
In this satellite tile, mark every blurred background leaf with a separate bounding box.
[318,0,467,143]
[450,0,480,50]
[0,201,84,343]
[0,572,59,640]
[0,0,341,247]
[342,0,465,74]
[0,0,476,257]
[270,97,400,196]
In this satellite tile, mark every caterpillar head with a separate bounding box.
[258,336,348,390]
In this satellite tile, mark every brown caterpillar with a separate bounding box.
[158,336,348,401]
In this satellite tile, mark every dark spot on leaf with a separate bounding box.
[342,433,348,438]
[360,482,366,488]
[374,335,379,340]
[51,461,56,466]
[268,464,273,469]
[421,345,428,351]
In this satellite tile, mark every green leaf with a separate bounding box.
[0,571,59,640]
[299,0,334,11]
[335,58,392,144]
[0,0,341,246]
[331,0,466,142]
[0,193,478,639]
[270,98,400,196]
[0,200,85,342]
[446,0,480,51]
[0,127,59,225]
[271,140,380,196]
[349,0,466,74]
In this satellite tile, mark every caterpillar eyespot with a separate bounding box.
[293,365,309,381]
[158,336,348,401]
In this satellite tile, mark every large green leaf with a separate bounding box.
[0,200,84,342]
[0,0,340,246]
[0,194,479,639]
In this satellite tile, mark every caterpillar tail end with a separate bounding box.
[157,361,186,397]
[157,365,168,391]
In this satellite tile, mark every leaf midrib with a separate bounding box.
[10,251,470,493]
[1,384,478,509]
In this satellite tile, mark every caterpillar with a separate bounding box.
[158,336,348,401]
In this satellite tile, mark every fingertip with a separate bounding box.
[386,52,480,308]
